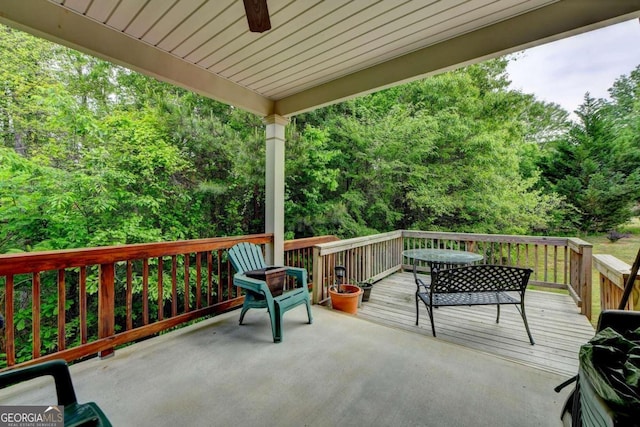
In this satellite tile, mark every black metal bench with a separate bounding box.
[415,264,535,345]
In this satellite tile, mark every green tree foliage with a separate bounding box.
[2,24,639,242]
[291,59,560,237]
[538,84,640,233]
[0,26,270,252]
[607,66,640,176]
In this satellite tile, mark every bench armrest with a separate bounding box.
[416,277,430,292]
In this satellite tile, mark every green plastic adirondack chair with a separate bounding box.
[0,359,112,427]
[227,242,312,342]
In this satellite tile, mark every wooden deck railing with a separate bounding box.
[0,234,276,369]
[313,230,593,319]
[594,254,640,311]
[284,235,340,283]
[0,233,332,369]
[1,229,594,368]
[312,231,404,303]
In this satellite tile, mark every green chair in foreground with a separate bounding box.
[0,359,112,426]
[228,242,312,342]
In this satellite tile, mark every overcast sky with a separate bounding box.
[506,19,640,116]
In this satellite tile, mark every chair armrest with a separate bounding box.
[284,266,308,288]
[0,359,77,406]
[233,273,270,295]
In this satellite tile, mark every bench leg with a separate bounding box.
[428,304,437,337]
[496,304,501,323]
[416,295,437,337]
[519,302,535,345]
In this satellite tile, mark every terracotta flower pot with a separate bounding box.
[329,284,362,314]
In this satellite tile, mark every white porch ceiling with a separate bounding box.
[1,0,640,117]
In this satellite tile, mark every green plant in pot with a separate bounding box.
[358,279,374,302]
[329,266,362,314]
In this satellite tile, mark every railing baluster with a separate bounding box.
[196,252,202,310]
[32,273,41,359]
[207,252,213,306]
[227,257,233,300]
[544,244,549,282]
[563,246,568,285]
[79,266,87,344]
[554,246,558,284]
[217,250,223,303]
[534,244,539,281]
[171,255,178,317]
[57,269,66,351]
[142,259,149,325]
[126,261,133,330]
[98,263,115,358]
[5,275,15,366]
[157,257,164,321]
[184,254,190,313]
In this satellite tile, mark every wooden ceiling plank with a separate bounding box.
[62,0,92,14]
[204,0,326,72]
[253,0,480,93]
[167,0,243,58]
[142,0,205,46]
[240,0,445,89]
[126,0,176,39]
[185,0,293,66]
[260,0,548,96]
[219,0,377,79]
[86,0,120,23]
[107,0,148,31]
[281,0,556,97]
[274,0,640,116]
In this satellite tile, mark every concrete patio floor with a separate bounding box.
[1,304,571,426]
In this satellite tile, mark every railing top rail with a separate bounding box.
[567,237,594,251]
[0,234,273,275]
[401,230,570,246]
[284,235,339,251]
[315,231,402,256]
[593,254,636,288]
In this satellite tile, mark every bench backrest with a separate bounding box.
[228,242,267,274]
[431,264,533,294]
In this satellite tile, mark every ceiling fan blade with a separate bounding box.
[243,0,271,33]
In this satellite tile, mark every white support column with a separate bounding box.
[264,114,289,265]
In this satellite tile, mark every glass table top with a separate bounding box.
[403,248,484,264]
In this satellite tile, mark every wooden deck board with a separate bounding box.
[357,272,595,377]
